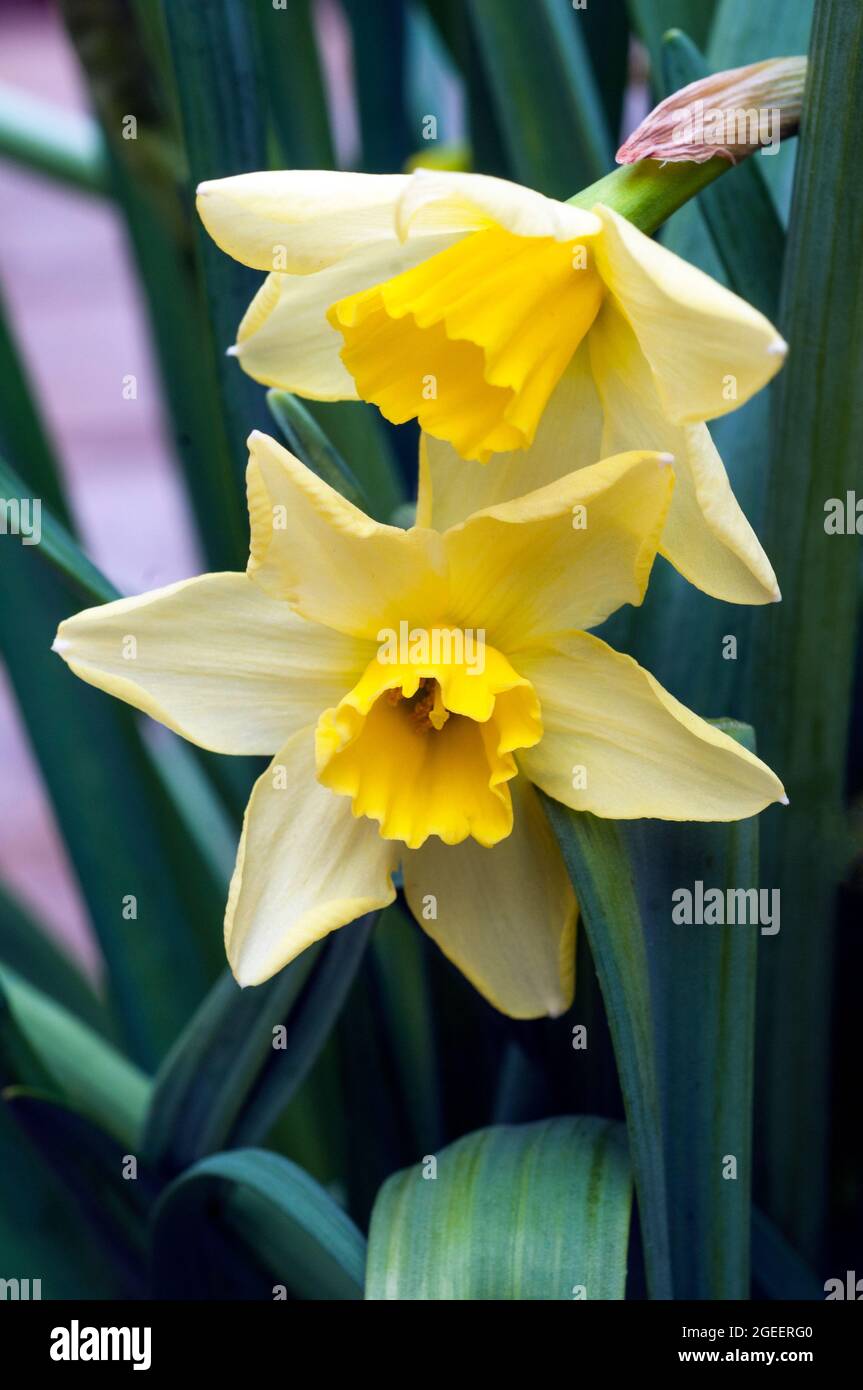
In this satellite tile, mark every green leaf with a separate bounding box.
[4,1090,154,1297]
[0,1103,117,1297]
[467,0,611,198]
[626,0,719,90]
[145,732,237,895]
[0,540,229,1067]
[0,882,109,1037]
[749,0,863,1260]
[0,967,149,1148]
[544,722,762,1300]
[164,0,279,487]
[303,400,406,521]
[143,917,373,1174]
[251,0,335,168]
[342,0,411,173]
[60,0,250,569]
[581,0,630,143]
[0,288,71,526]
[0,125,233,1067]
[709,0,814,219]
[540,799,673,1300]
[369,903,443,1154]
[0,450,118,606]
[0,81,109,196]
[266,391,369,509]
[366,1117,632,1300]
[151,1149,366,1299]
[628,720,760,1299]
[751,1208,823,1301]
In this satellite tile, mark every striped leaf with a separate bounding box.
[366,1117,632,1300]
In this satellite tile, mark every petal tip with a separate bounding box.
[51,634,68,655]
[229,951,264,989]
[768,337,788,358]
[226,344,239,358]
[780,793,790,806]
[657,451,675,466]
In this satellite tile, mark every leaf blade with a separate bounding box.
[367,1117,632,1300]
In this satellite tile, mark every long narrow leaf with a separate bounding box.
[467,0,611,198]
[629,721,760,1298]
[343,0,411,173]
[143,917,373,1174]
[0,882,109,1037]
[0,540,227,1067]
[251,0,335,168]
[4,1090,155,1298]
[541,798,673,1299]
[163,0,273,485]
[0,451,117,606]
[749,0,863,1260]
[626,0,718,90]
[0,82,109,196]
[0,967,149,1147]
[151,1149,366,1299]
[61,0,249,570]
[0,289,71,525]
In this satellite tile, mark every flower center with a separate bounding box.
[386,676,449,732]
[315,630,542,848]
[327,223,604,463]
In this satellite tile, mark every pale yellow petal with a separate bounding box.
[588,298,779,604]
[442,451,674,650]
[52,573,367,755]
[416,343,603,529]
[593,202,785,423]
[196,170,412,273]
[396,168,601,242]
[246,431,447,639]
[232,233,461,397]
[402,777,576,1018]
[516,631,786,820]
[225,728,398,986]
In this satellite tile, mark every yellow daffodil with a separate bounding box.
[52,432,785,1019]
[197,168,786,605]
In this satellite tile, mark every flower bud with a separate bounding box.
[617,56,807,165]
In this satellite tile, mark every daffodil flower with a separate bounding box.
[197,168,786,605]
[52,433,785,1019]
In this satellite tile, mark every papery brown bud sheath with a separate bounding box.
[618,57,807,165]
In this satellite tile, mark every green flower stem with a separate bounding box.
[568,155,731,234]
